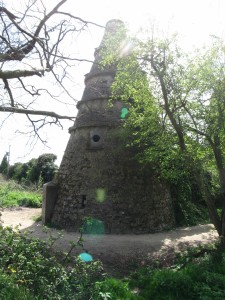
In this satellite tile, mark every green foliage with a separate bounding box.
[0,154,9,174]
[82,217,105,234]
[99,20,127,68]
[0,270,37,300]
[0,226,105,300]
[129,246,225,300]
[144,269,194,299]
[10,162,29,182]
[25,158,40,184]
[106,32,225,228]
[8,153,58,186]
[0,219,224,300]
[37,153,58,183]
[94,277,142,299]
[0,182,42,208]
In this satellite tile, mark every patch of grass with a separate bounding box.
[0,182,42,208]
[32,214,42,222]
[94,277,143,299]
[129,243,225,300]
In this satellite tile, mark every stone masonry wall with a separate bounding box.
[51,124,175,233]
[48,19,175,233]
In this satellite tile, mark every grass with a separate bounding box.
[32,214,42,222]
[129,242,225,299]
[0,176,42,208]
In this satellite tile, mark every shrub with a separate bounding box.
[94,277,142,300]
[0,270,37,300]
[0,183,42,208]
[138,269,194,300]
[0,154,9,174]
[0,226,104,299]
[130,246,225,300]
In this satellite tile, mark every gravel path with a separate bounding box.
[1,207,218,276]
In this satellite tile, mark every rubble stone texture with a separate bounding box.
[44,19,175,233]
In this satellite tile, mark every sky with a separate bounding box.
[1,0,225,166]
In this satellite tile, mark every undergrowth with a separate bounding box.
[0,224,224,299]
[130,242,225,299]
[0,180,42,208]
[0,226,105,300]
[0,176,224,299]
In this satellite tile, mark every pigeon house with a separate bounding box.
[42,20,175,233]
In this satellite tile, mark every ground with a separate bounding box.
[1,207,218,276]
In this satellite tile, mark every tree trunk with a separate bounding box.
[197,173,222,236]
[157,69,187,151]
[211,134,225,236]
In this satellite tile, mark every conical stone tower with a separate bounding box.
[43,20,175,233]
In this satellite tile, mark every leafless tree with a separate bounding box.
[0,0,104,143]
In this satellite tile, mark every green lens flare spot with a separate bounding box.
[96,188,106,202]
[120,107,129,119]
[82,217,105,235]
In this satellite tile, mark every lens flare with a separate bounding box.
[120,107,129,119]
[119,41,135,57]
[79,252,93,262]
[96,188,106,202]
[83,217,105,235]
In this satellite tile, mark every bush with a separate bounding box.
[0,270,37,300]
[0,226,105,300]
[18,195,42,208]
[133,269,194,300]
[0,154,9,175]
[130,246,225,300]
[0,183,42,208]
[94,277,142,299]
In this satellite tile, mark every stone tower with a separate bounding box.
[43,20,175,233]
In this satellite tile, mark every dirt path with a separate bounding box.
[1,207,218,276]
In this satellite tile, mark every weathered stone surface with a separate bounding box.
[42,182,58,224]
[51,125,175,233]
[46,19,175,233]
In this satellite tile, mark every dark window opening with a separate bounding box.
[92,134,100,142]
[81,195,86,208]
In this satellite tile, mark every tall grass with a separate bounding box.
[0,176,42,208]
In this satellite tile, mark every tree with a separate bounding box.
[8,162,28,182]
[0,154,9,174]
[106,34,205,226]
[0,0,103,144]
[8,153,58,185]
[182,39,225,236]
[109,31,225,236]
[136,35,221,231]
[37,153,58,183]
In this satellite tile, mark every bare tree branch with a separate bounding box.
[1,0,68,62]
[26,114,47,144]
[0,69,48,79]
[0,106,75,120]
[2,78,14,106]
[0,7,17,20]
[186,125,214,146]
[56,12,105,28]
[0,0,104,143]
